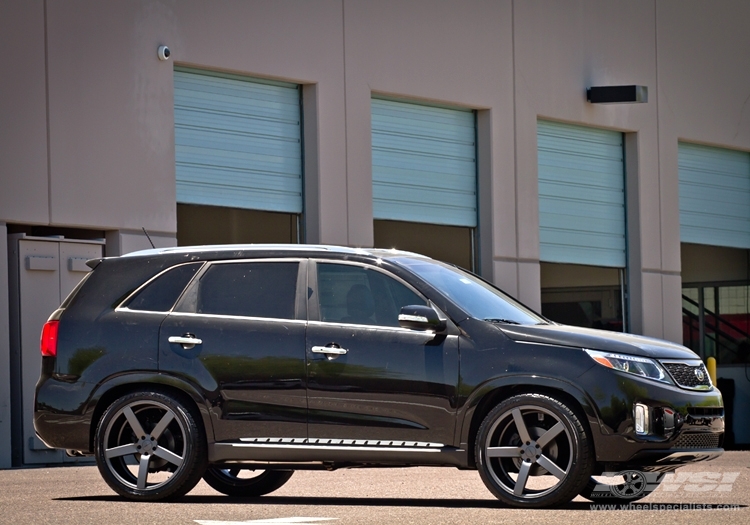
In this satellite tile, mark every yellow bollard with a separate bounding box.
[706,356,717,386]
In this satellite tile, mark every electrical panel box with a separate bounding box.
[8,235,104,465]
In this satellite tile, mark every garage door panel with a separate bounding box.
[539,211,625,235]
[537,120,625,268]
[679,142,750,248]
[540,180,624,205]
[176,110,301,139]
[175,67,302,214]
[372,98,477,228]
[176,129,301,160]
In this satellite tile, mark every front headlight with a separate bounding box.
[584,349,674,385]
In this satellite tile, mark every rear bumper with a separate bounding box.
[34,409,93,452]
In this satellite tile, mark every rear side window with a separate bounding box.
[194,262,298,319]
[60,271,94,309]
[124,263,202,312]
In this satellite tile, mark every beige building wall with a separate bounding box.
[1,0,749,349]
[341,0,516,292]
[0,0,49,226]
[657,0,750,341]
[4,0,750,468]
[512,0,660,322]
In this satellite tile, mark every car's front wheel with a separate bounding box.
[475,393,594,508]
[203,468,294,497]
[94,390,207,501]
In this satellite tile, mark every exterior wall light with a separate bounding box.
[587,85,648,104]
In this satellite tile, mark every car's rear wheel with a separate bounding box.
[475,393,594,508]
[203,467,294,497]
[94,390,207,501]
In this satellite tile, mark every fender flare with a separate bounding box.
[457,374,606,460]
[85,372,218,449]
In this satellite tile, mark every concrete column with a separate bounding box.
[513,108,543,311]
[476,110,494,280]
[343,83,375,248]
[658,135,686,344]
[304,80,348,247]
[0,223,12,468]
[478,107,518,289]
[625,132,645,336]
[626,129,681,343]
[302,84,321,245]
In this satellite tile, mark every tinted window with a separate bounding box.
[317,263,425,327]
[393,257,545,325]
[125,263,202,312]
[196,262,298,319]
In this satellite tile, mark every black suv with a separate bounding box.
[34,245,724,508]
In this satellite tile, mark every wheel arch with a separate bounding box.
[459,376,603,468]
[87,373,215,453]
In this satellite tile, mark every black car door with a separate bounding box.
[159,259,308,442]
[306,260,459,446]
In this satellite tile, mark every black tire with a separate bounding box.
[580,471,665,503]
[203,467,294,497]
[94,390,208,501]
[475,393,594,508]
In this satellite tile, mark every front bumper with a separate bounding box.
[579,364,724,468]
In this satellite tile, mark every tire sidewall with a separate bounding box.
[94,390,206,501]
[475,393,593,508]
[203,468,294,497]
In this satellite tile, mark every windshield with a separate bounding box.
[393,257,546,325]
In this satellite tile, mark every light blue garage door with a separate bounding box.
[537,120,626,268]
[174,67,302,213]
[371,98,477,227]
[679,142,750,249]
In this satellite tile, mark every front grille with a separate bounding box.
[661,361,712,389]
[672,432,721,449]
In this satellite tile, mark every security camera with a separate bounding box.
[157,45,171,61]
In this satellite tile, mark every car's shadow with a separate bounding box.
[53,495,748,510]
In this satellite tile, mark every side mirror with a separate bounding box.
[398,305,446,332]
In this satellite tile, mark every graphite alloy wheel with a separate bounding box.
[94,391,207,501]
[203,467,294,497]
[580,470,665,503]
[475,393,594,508]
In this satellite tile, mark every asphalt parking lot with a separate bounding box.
[0,451,747,525]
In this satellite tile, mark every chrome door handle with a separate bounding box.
[311,345,348,356]
[168,335,202,349]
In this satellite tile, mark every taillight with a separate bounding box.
[40,321,59,357]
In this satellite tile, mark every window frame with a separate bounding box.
[116,262,206,314]
[170,258,307,322]
[308,259,430,328]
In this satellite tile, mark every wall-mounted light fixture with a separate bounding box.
[587,85,648,104]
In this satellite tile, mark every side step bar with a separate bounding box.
[209,437,467,467]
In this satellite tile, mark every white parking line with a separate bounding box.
[195,518,338,525]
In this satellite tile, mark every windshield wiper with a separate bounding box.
[484,318,521,325]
